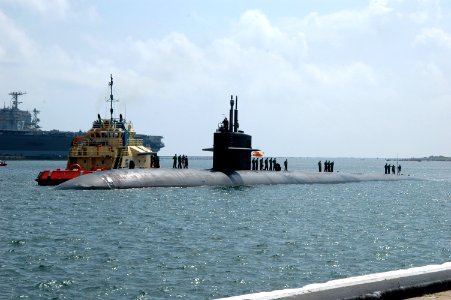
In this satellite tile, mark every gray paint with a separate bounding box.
[56,169,417,190]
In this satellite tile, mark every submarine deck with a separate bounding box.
[55,168,419,190]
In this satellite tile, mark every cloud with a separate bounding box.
[232,10,308,63]
[1,1,451,157]
[86,5,99,21]
[304,62,376,87]
[0,10,37,63]
[414,27,451,48]
[129,32,203,71]
[283,0,393,46]
[10,0,70,18]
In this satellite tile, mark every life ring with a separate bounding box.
[69,163,83,171]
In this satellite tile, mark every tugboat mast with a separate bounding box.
[107,74,118,122]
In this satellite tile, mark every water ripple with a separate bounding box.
[0,159,450,299]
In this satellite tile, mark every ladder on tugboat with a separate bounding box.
[113,148,122,169]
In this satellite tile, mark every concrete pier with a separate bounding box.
[217,262,451,300]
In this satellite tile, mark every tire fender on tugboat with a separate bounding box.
[69,163,83,171]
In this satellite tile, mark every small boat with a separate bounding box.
[0,161,7,166]
[36,166,94,186]
[36,75,158,186]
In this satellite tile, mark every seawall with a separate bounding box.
[217,262,451,300]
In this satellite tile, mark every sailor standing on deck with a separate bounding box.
[173,154,177,168]
[318,160,322,172]
[178,155,182,169]
[222,117,229,132]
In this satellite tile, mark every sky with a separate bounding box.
[0,0,450,158]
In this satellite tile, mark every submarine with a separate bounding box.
[56,96,416,190]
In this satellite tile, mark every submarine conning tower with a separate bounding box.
[203,95,259,172]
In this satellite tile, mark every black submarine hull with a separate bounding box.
[55,169,416,190]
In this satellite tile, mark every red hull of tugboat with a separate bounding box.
[0,162,6,166]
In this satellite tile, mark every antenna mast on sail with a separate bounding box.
[107,74,118,122]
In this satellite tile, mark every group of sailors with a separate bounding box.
[318,160,334,172]
[251,157,288,171]
[166,157,405,175]
[385,163,401,175]
[172,154,189,169]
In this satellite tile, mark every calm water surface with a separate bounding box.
[0,158,450,299]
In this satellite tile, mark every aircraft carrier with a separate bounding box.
[0,92,164,159]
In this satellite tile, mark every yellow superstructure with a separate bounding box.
[65,75,158,171]
[66,117,156,171]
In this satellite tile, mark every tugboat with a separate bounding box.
[0,160,6,166]
[36,75,158,186]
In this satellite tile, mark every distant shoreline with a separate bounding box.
[387,155,451,162]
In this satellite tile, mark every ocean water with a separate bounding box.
[0,158,450,299]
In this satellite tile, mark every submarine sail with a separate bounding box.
[202,95,259,172]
